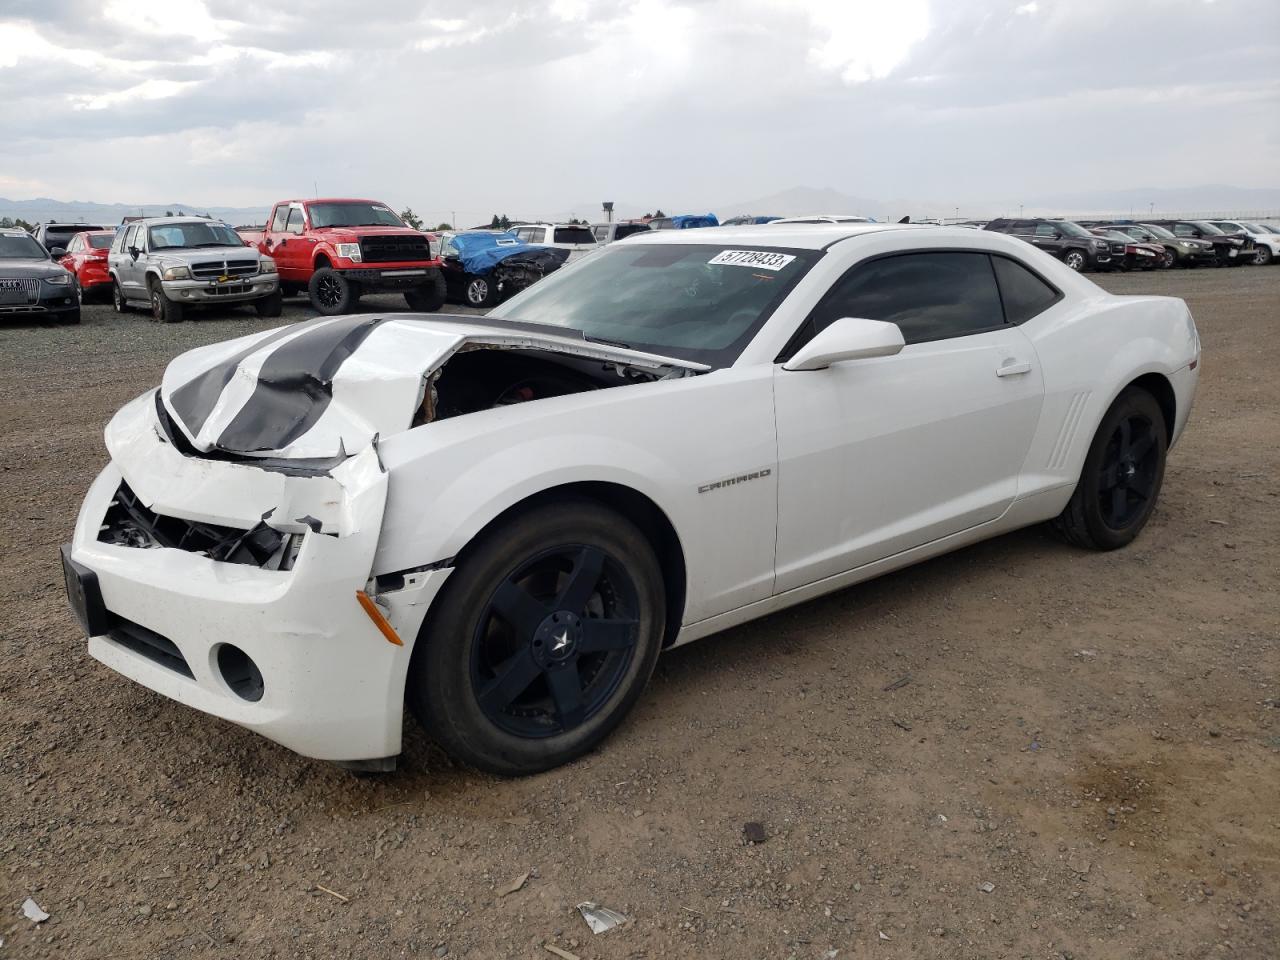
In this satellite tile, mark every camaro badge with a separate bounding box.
[698,468,772,494]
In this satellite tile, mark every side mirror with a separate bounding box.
[50,247,66,258]
[128,246,140,259]
[783,317,905,372]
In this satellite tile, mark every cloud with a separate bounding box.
[0,0,1275,219]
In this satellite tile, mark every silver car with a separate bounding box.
[109,218,281,322]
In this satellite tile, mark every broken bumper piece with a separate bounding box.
[65,392,452,763]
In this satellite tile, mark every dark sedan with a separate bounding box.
[0,229,80,324]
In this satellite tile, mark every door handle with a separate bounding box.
[996,360,1032,377]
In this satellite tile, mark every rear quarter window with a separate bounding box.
[991,255,1061,324]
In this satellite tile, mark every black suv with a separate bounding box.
[31,221,111,255]
[983,218,1121,272]
[1145,220,1254,267]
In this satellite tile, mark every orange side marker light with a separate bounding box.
[356,590,403,646]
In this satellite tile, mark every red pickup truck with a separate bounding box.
[240,198,446,315]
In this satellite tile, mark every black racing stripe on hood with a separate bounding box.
[214,315,390,453]
[167,323,303,439]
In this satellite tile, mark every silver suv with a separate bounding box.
[109,217,281,322]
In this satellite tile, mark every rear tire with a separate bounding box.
[149,280,184,323]
[1051,388,1167,551]
[254,288,284,317]
[404,271,447,312]
[112,280,132,313]
[462,274,497,308]
[1255,246,1272,266]
[407,498,665,776]
[309,267,359,315]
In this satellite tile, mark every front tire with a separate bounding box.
[1063,249,1087,272]
[1255,246,1272,266]
[1052,388,1167,551]
[404,272,447,312]
[309,267,359,315]
[149,280,184,323]
[254,288,284,317]
[408,499,665,776]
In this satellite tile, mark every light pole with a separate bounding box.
[1018,203,1024,218]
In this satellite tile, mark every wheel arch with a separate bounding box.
[444,480,688,649]
[1127,372,1176,444]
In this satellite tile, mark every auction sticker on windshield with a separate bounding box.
[708,250,797,271]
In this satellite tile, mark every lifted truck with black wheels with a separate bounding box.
[241,199,446,316]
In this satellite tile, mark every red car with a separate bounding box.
[58,230,118,298]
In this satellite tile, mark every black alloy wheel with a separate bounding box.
[470,545,640,738]
[1096,414,1161,531]
[407,499,665,775]
[308,267,359,315]
[1052,387,1167,550]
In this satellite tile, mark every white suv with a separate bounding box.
[1209,221,1280,265]
[507,223,598,262]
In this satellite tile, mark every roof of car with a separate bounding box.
[622,222,927,251]
[126,216,230,226]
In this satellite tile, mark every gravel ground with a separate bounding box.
[1,270,1277,959]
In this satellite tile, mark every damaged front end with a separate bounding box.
[490,249,570,299]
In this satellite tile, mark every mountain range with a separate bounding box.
[4,184,1277,230]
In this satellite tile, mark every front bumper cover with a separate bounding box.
[162,275,279,304]
[66,392,448,763]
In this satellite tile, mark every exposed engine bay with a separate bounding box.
[416,347,666,425]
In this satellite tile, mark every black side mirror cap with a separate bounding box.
[50,247,66,257]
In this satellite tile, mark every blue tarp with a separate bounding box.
[671,214,719,229]
[448,232,549,275]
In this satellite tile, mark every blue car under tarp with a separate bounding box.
[670,214,719,229]
[449,232,557,275]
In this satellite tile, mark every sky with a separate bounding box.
[0,0,1276,223]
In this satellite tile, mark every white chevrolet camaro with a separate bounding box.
[64,224,1200,775]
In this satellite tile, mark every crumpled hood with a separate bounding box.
[159,315,706,461]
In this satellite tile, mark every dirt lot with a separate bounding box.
[1,269,1277,960]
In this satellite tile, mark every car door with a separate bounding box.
[772,250,1045,593]
[1031,222,1064,258]
[267,205,310,281]
[119,224,145,297]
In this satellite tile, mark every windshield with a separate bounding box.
[148,222,243,249]
[1057,221,1091,238]
[1240,222,1266,233]
[489,243,821,366]
[0,235,47,259]
[1116,226,1154,241]
[1096,231,1130,242]
[552,226,596,245]
[88,234,114,249]
[308,202,403,228]
[1139,223,1176,239]
[1191,222,1225,236]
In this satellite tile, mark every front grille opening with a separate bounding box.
[216,644,264,702]
[191,259,258,279]
[359,236,431,263]
[98,482,302,570]
[107,617,194,679]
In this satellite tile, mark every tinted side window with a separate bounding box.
[1172,224,1194,237]
[810,252,1005,345]
[992,256,1060,324]
[1034,223,1060,238]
